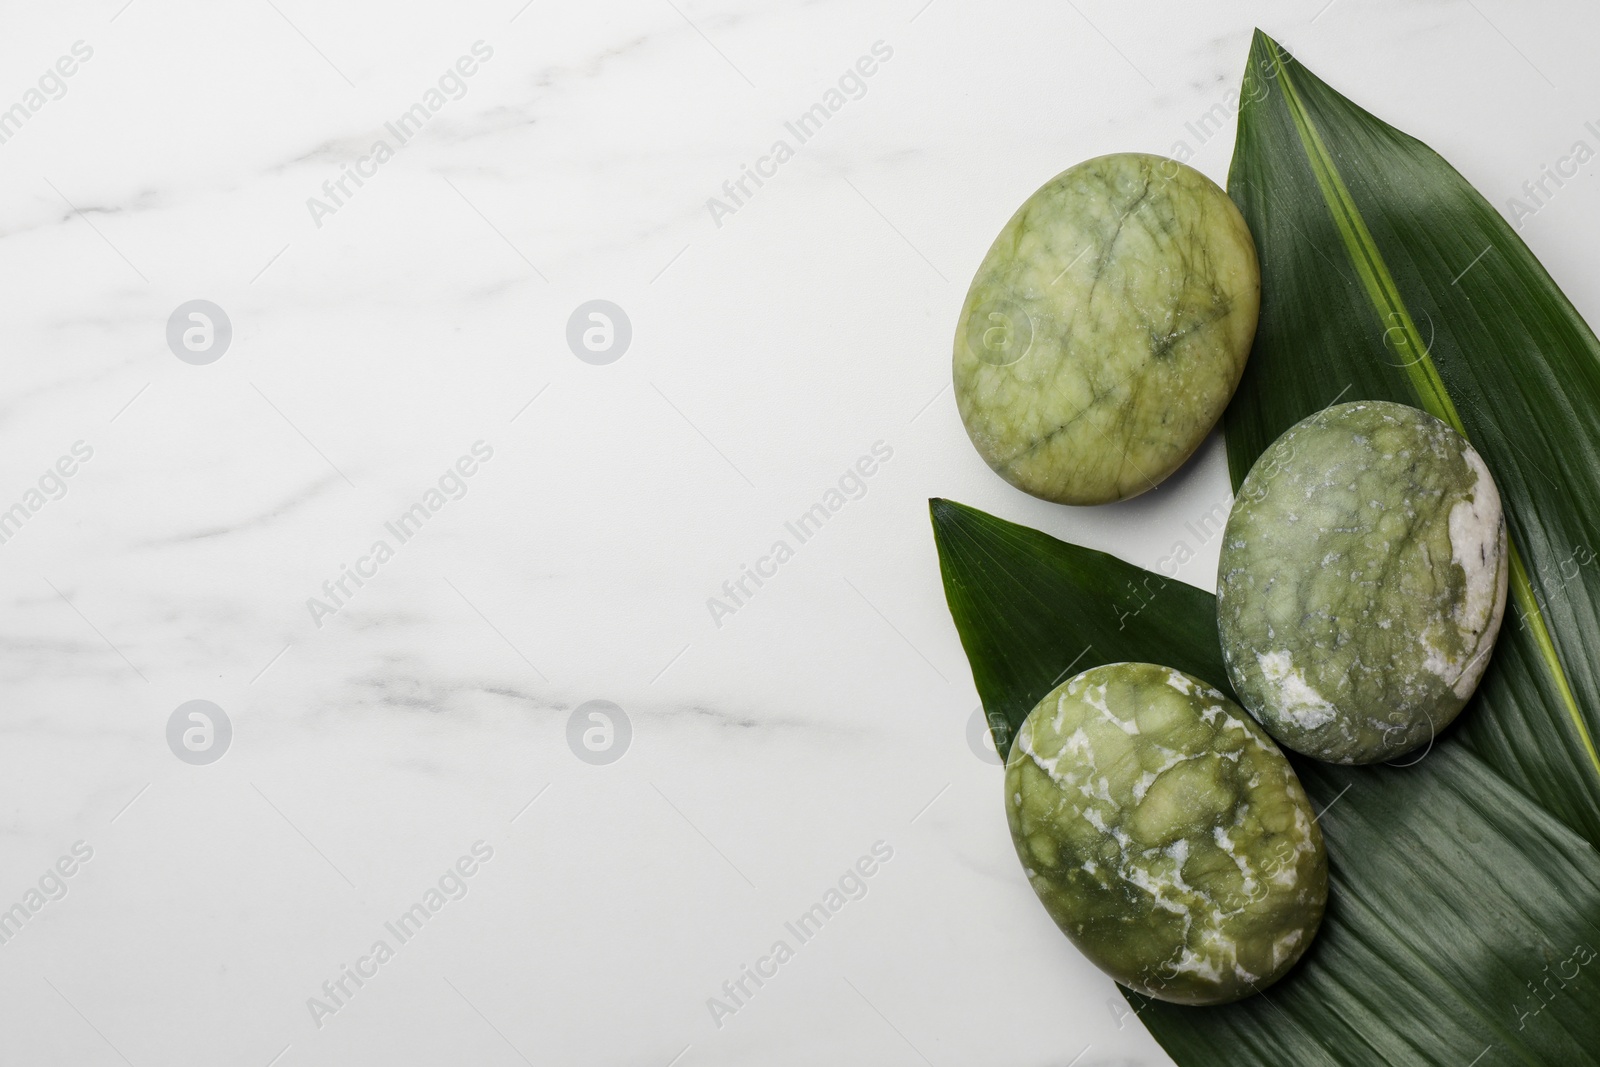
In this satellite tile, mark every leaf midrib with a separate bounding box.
[1259,35,1600,786]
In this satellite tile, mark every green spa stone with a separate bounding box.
[1218,402,1509,765]
[954,153,1259,505]
[1005,662,1327,1006]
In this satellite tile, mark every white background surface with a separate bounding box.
[1,1,1597,1064]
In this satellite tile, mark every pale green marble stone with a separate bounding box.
[1218,402,1509,764]
[955,153,1259,505]
[1006,662,1327,1006]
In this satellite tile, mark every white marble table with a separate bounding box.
[1,1,1594,1063]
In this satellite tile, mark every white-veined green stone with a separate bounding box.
[1005,662,1327,1005]
[954,153,1259,505]
[1217,401,1509,764]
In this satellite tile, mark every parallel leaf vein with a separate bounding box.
[1262,40,1600,784]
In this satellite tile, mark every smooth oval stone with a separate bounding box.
[954,153,1259,505]
[1005,662,1327,1005]
[1218,401,1509,764]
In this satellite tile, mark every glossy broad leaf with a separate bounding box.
[931,500,1600,1067]
[1225,30,1600,847]
[929,498,1228,759]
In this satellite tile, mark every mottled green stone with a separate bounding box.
[1005,662,1326,1005]
[954,153,1259,505]
[1218,402,1508,764]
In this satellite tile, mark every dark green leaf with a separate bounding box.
[931,499,1600,1066]
[1226,29,1600,846]
[929,497,1225,760]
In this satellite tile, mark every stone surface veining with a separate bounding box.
[954,153,1259,505]
[1005,662,1327,1005]
[1217,401,1509,764]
